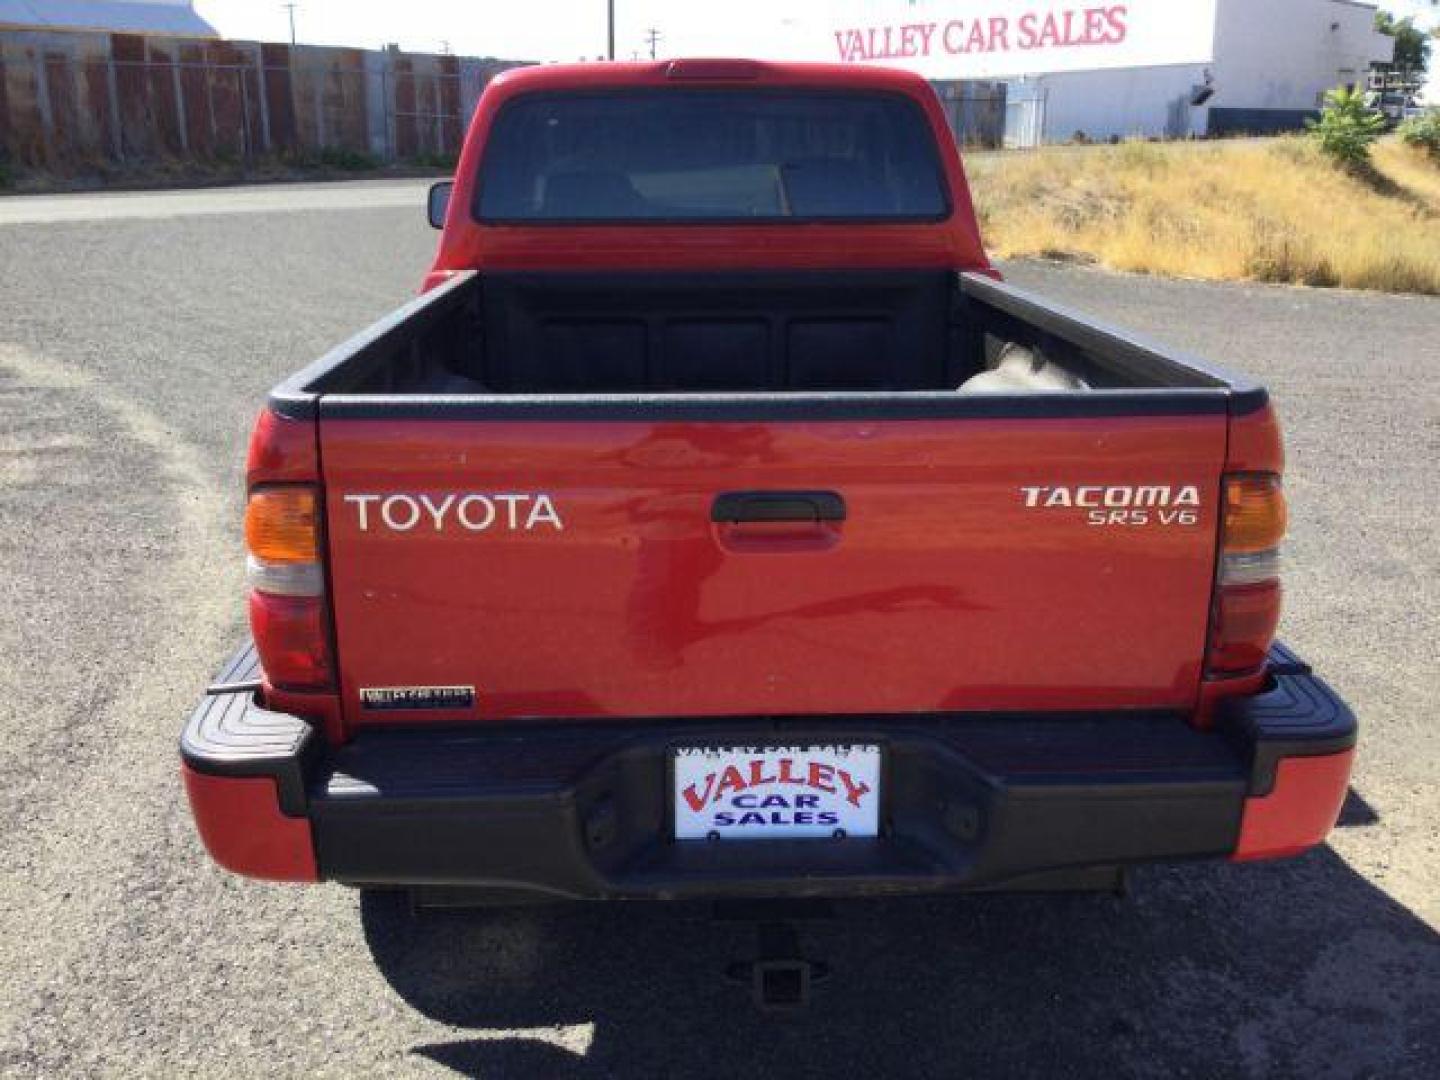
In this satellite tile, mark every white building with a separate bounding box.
[0,0,217,37]
[772,0,1397,142]
[1034,0,1397,141]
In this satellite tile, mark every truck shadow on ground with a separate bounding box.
[361,789,1437,1079]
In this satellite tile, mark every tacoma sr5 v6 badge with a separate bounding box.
[1021,484,1203,527]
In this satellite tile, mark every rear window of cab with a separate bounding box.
[475,90,950,224]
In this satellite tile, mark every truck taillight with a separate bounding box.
[1209,474,1286,676]
[245,484,332,689]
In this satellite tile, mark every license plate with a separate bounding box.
[672,744,882,841]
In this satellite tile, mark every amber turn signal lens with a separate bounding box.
[1222,474,1287,555]
[245,486,319,564]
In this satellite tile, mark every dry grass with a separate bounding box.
[967,137,1440,295]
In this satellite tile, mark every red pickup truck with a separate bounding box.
[182,60,1355,903]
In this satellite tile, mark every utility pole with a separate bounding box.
[645,26,661,60]
[282,2,297,46]
[607,1,615,61]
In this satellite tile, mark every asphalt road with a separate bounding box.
[0,180,1436,1078]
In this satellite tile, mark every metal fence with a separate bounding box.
[932,81,1008,150]
[0,34,517,171]
[1003,85,1049,150]
[1,35,1054,173]
[929,80,1049,151]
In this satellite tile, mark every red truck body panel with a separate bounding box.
[1232,749,1356,862]
[181,765,317,882]
[321,413,1224,724]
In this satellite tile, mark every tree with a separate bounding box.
[1375,12,1432,73]
[1307,85,1389,167]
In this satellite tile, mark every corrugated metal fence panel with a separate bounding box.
[1,33,48,165]
[0,28,526,170]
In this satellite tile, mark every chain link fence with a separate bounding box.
[931,80,1048,150]
[932,81,1007,149]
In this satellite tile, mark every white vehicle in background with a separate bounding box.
[1366,90,1415,124]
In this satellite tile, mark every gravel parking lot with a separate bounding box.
[0,180,1435,1078]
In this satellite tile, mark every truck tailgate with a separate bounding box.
[320,412,1225,723]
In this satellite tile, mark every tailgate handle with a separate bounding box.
[711,491,846,524]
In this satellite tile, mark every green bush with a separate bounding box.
[1398,110,1440,158]
[1307,86,1388,166]
[0,161,11,189]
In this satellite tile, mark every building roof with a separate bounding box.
[0,0,217,37]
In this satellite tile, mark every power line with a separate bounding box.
[645,26,661,60]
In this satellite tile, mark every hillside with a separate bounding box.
[966,138,1440,295]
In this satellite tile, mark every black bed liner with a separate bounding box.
[266,270,1267,422]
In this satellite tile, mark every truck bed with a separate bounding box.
[270,270,1265,415]
[266,271,1265,727]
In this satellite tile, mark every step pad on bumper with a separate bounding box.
[180,641,317,815]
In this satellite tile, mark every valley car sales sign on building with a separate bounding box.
[809,0,1218,79]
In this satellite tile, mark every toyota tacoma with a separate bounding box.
[181,60,1356,902]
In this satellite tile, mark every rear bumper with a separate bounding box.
[180,643,1356,897]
